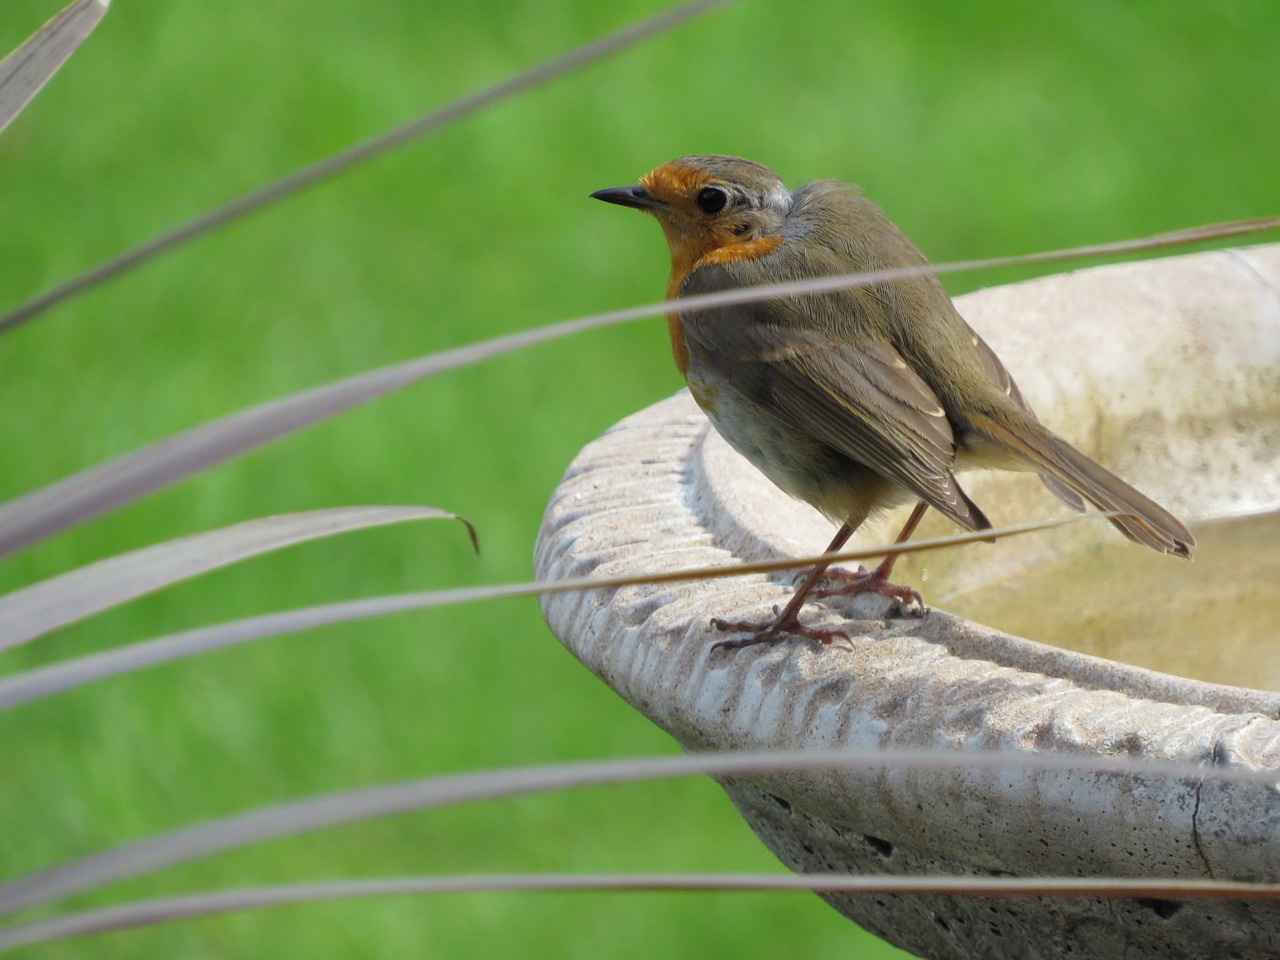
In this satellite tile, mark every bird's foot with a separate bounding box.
[710,605,850,652]
[814,562,925,615]
[807,563,869,585]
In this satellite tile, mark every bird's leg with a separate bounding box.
[711,523,855,650]
[814,501,928,610]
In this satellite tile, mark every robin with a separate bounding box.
[591,155,1194,650]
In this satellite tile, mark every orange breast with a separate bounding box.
[664,234,783,375]
[664,275,691,374]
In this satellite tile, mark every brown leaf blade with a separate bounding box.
[1,873,1277,951]
[0,0,731,335]
[0,514,1102,712]
[0,506,472,652]
[0,300,653,560]
[6,217,1273,560]
[0,0,108,135]
[0,749,1268,921]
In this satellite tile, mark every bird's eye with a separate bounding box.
[695,186,728,214]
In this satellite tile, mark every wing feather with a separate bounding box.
[967,322,1088,513]
[680,259,987,529]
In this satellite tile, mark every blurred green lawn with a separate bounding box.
[0,0,1275,956]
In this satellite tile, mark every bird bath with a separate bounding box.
[534,244,1280,959]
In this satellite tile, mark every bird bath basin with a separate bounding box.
[534,244,1280,959]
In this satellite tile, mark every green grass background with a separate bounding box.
[0,0,1275,956]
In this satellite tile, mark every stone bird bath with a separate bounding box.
[535,244,1280,959]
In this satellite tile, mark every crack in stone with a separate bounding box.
[1190,739,1227,880]
[1221,248,1280,302]
[1190,777,1212,878]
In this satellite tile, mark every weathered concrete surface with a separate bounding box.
[535,244,1280,959]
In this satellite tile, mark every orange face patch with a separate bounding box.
[695,234,783,268]
[642,163,783,285]
[637,162,784,378]
[639,162,710,204]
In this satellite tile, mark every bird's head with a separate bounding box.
[591,155,792,275]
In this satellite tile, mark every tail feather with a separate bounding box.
[1039,473,1087,513]
[968,410,1195,559]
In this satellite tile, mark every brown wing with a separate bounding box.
[680,259,989,531]
[966,322,1087,513]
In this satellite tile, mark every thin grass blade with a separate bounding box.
[0,310,629,559]
[2,213,1273,561]
[0,0,731,335]
[0,0,108,135]
[0,747,1269,921]
[0,506,473,652]
[1,873,1278,951]
[0,514,1105,711]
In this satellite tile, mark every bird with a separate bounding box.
[590,155,1194,650]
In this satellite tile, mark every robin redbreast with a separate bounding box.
[591,155,1194,650]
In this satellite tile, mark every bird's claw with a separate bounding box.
[814,566,925,616]
[711,605,851,651]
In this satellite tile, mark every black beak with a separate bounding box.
[590,185,659,210]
